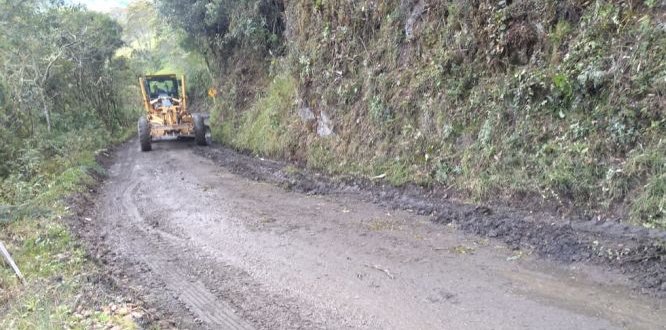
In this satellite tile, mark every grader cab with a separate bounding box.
[137,74,209,151]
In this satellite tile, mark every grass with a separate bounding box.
[0,126,138,329]
[207,1,666,229]
[305,140,337,173]
[1,219,140,330]
[631,173,666,229]
[215,74,297,158]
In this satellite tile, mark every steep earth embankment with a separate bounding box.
[181,0,665,229]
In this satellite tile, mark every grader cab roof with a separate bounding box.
[143,74,181,99]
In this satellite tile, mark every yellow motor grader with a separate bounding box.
[137,74,209,151]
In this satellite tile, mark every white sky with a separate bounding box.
[73,0,130,12]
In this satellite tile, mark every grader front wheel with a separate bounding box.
[138,117,152,152]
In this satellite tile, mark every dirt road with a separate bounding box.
[83,139,665,329]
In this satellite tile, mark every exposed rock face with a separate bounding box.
[298,105,315,123]
[404,0,426,41]
[317,110,334,137]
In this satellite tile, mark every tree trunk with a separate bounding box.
[40,91,51,132]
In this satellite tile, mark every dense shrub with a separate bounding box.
[0,1,137,217]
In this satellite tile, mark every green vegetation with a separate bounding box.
[160,0,665,229]
[1,211,139,329]
[1,0,216,323]
[0,1,145,327]
[1,2,661,325]
[119,0,213,107]
[220,74,298,157]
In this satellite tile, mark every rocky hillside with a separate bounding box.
[162,0,665,228]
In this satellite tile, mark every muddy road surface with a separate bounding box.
[82,139,665,329]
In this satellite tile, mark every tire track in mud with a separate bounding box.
[84,140,666,329]
[100,143,356,329]
[108,148,254,330]
[195,145,666,297]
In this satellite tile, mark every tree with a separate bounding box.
[0,0,127,135]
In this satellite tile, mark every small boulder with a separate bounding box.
[317,110,335,137]
[298,106,316,123]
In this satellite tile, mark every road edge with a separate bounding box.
[196,144,666,297]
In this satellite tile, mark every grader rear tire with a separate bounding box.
[193,114,208,146]
[138,117,152,152]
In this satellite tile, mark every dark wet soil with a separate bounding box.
[65,138,666,329]
[195,144,666,297]
[65,147,181,329]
